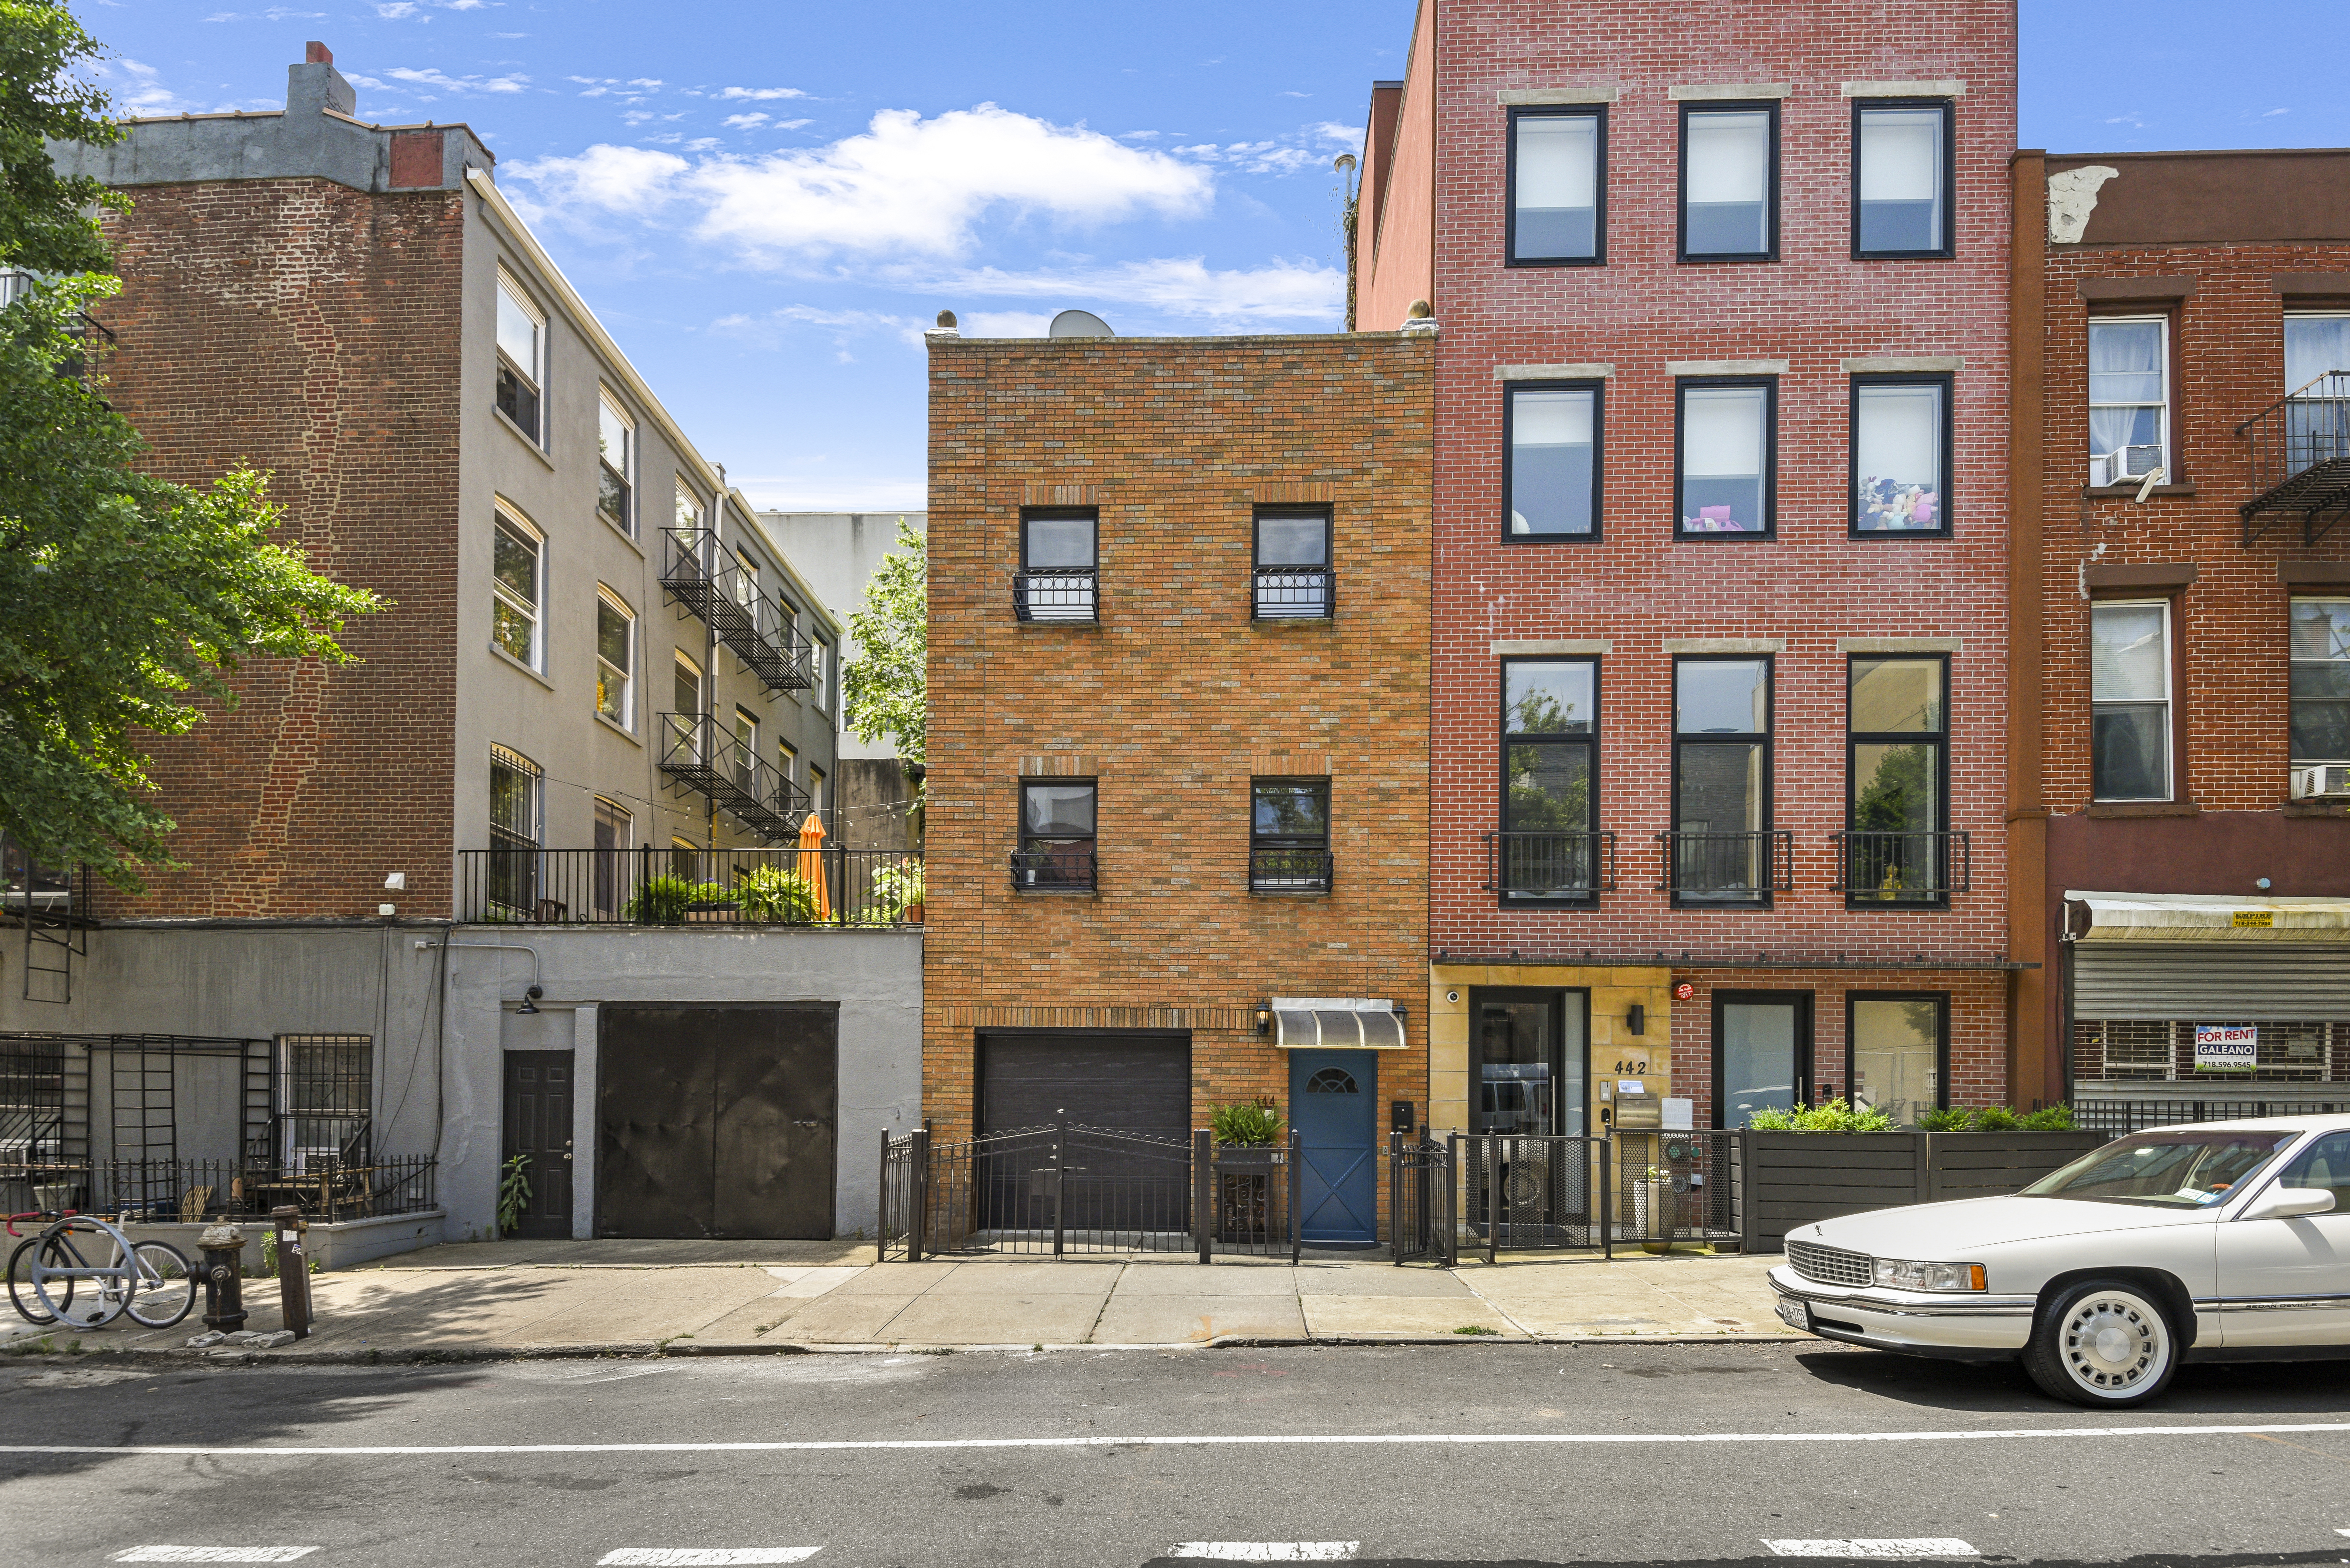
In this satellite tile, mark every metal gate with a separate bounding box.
[918,1120,1195,1256]
[1389,1131,1455,1265]
[1458,1133,1606,1260]
[1613,1130,1740,1248]
[1195,1130,1300,1261]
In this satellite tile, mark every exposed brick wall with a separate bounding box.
[922,334,1434,1143]
[83,177,463,918]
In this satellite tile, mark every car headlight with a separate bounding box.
[1872,1258,1987,1293]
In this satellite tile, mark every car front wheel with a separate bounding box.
[2022,1278,2180,1408]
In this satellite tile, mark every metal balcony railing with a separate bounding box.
[1654,830,1794,902]
[1010,841,1097,892]
[655,712,810,843]
[660,528,815,692]
[2237,369,2350,546]
[1482,831,1617,902]
[1253,566,1333,620]
[1249,846,1333,894]
[1013,568,1098,623]
[1832,830,1970,905]
[456,846,924,926]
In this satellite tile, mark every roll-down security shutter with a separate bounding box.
[2071,943,2350,1021]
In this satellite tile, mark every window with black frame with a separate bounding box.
[1679,103,1776,261]
[1507,382,1602,538]
[1853,101,1952,259]
[1015,508,1097,622]
[1498,659,1600,901]
[1254,510,1331,618]
[1014,780,1096,891]
[1250,778,1331,893]
[1845,656,1950,906]
[488,743,542,916]
[1509,108,1603,264]
[1677,379,1773,536]
[1671,658,1775,903]
[1852,376,1949,535]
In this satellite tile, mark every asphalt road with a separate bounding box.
[7,1341,2350,1567]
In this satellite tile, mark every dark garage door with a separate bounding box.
[596,1003,838,1239]
[978,1031,1190,1235]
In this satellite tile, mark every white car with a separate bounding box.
[1768,1115,2350,1408]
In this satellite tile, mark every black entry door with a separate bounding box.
[502,1051,573,1239]
[596,1004,838,1239]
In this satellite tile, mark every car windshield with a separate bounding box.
[2021,1129,2299,1208]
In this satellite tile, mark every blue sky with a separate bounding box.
[75,1,2350,512]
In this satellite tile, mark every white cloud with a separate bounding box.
[385,65,529,94]
[508,104,1212,262]
[376,2,421,17]
[919,256,1342,327]
[720,86,805,101]
[960,310,1054,337]
[2263,107,2291,117]
[736,473,926,512]
[722,112,769,129]
[1309,121,1366,147]
[1279,90,1310,98]
[204,7,325,19]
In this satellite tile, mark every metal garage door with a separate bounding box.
[596,1003,838,1239]
[977,1031,1190,1238]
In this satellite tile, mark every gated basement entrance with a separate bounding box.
[595,1003,838,1239]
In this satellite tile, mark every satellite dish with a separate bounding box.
[1049,309,1114,338]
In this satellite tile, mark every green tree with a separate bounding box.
[842,516,926,764]
[0,2,382,887]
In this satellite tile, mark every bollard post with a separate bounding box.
[271,1205,313,1340]
[198,1224,248,1333]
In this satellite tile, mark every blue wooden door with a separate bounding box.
[1291,1049,1378,1245]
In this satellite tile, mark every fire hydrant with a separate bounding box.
[270,1205,313,1340]
[197,1224,247,1333]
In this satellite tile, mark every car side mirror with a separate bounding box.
[2241,1187,2339,1221]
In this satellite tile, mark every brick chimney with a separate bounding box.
[287,41,355,119]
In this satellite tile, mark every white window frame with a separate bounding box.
[675,479,705,539]
[777,738,797,785]
[2090,599,2173,802]
[2291,596,2350,766]
[671,650,703,760]
[595,586,635,727]
[2088,315,2171,487]
[732,705,761,791]
[597,390,636,536]
[491,506,544,670]
[495,270,546,444]
[809,764,826,818]
[812,639,831,711]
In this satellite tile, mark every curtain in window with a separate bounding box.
[1857,108,1942,252]
[1509,387,1596,534]
[1680,386,1767,530]
[1684,111,1769,253]
[2088,320,2164,457]
[2291,599,2350,762]
[2286,316,2350,392]
[2090,605,2170,799]
[1514,115,1598,258]
[1854,383,1943,530]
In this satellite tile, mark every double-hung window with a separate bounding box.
[731,707,759,794]
[809,765,826,818]
[1254,509,1332,618]
[1852,101,1953,259]
[1249,778,1331,894]
[598,393,635,534]
[2284,313,2350,479]
[671,652,702,761]
[1499,659,1600,902]
[1508,108,1604,264]
[1845,656,1951,906]
[1015,508,1097,623]
[1677,379,1774,536]
[1679,104,1776,261]
[1015,780,1095,891]
[2088,317,2170,486]
[1506,382,1602,539]
[1852,376,1950,534]
[2291,598,2350,766]
[1671,657,1776,903]
[595,588,634,725]
[495,273,545,443]
[488,743,542,915]
[675,481,704,539]
[591,797,632,920]
[2090,600,2173,800]
[491,509,543,669]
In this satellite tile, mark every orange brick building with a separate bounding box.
[921,324,1434,1244]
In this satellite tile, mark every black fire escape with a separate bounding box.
[656,526,815,844]
[2238,369,2350,547]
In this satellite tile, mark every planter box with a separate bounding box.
[1743,1131,2104,1253]
[105,1210,446,1273]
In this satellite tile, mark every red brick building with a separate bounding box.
[921,324,1433,1244]
[1357,1,2020,1136]
[2009,150,2350,1119]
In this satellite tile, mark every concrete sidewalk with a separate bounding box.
[1,1242,1799,1360]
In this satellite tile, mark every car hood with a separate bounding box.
[1797,1194,2214,1256]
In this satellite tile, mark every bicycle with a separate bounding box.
[5,1210,197,1331]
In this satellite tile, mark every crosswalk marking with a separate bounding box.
[1167,1548,1359,1563]
[596,1552,820,1566]
[1763,1542,1979,1559]
[112,1552,319,1564]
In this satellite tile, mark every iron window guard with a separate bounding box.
[655,712,810,843]
[1010,842,1097,892]
[1482,831,1617,900]
[1012,568,1099,624]
[1252,566,1333,621]
[1248,846,1333,894]
[659,527,816,691]
[1652,830,1794,898]
[1831,830,1969,902]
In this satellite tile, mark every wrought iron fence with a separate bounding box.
[1389,1131,1455,1266]
[878,1128,926,1262]
[3,1157,437,1224]
[1655,830,1795,901]
[1012,569,1098,623]
[1833,830,1968,903]
[1483,831,1616,902]
[2076,1097,2350,1137]
[916,1122,1194,1257]
[1248,847,1333,895]
[1458,1133,1605,1260]
[456,846,923,926]
[1009,843,1096,893]
[1613,1130,1740,1249]
[1196,1131,1300,1261]
[1252,566,1333,620]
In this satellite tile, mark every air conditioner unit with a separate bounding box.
[2093,445,2164,486]
[2291,764,2350,801]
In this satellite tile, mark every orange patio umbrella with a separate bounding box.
[794,812,833,920]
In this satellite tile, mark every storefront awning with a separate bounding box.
[2067,891,2350,942]
[1269,997,1407,1049]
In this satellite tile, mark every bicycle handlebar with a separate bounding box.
[4,1209,77,1237]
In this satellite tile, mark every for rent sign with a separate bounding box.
[2193,1023,2259,1071]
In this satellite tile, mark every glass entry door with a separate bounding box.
[1470,989,1587,1136]
[1714,992,1812,1128]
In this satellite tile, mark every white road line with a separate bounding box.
[596,1552,820,1565]
[1168,1548,1358,1563]
[111,1552,319,1564]
[1763,1542,1979,1559]
[15,1420,2350,1457]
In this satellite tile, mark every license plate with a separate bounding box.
[1776,1296,1811,1331]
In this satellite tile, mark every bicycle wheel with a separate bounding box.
[32,1222,125,1329]
[7,1234,73,1326]
[126,1241,197,1328]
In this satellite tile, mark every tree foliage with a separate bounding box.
[842,516,926,765]
[0,3,382,887]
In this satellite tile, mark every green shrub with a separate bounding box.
[625,876,738,923]
[1914,1107,1970,1131]
[2020,1103,2076,1131]
[868,858,925,921]
[1210,1101,1284,1146]
[736,865,820,924]
[1744,1097,1894,1133]
[1968,1104,2022,1131]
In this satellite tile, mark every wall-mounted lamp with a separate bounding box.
[1255,1007,1271,1036]
[1626,1003,1646,1036]
[518,984,544,1016]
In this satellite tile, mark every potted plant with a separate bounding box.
[869,857,925,924]
[1210,1100,1283,1243]
[735,864,820,924]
